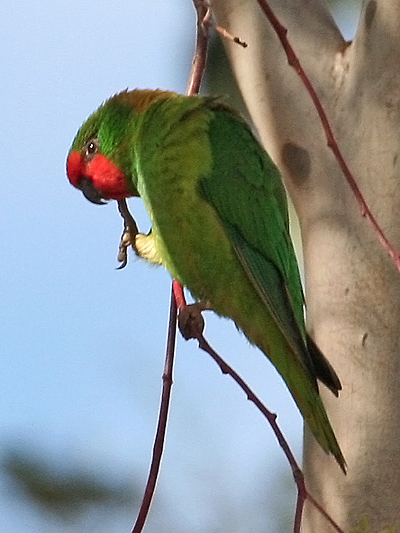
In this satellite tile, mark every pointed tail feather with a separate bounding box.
[305,393,347,474]
[282,355,346,473]
[307,334,342,397]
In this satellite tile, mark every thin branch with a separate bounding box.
[187,0,247,95]
[172,281,344,533]
[256,0,400,272]
[131,286,177,533]
[130,4,211,531]
[307,493,346,533]
[294,487,307,533]
[208,20,247,47]
[187,0,210,95]
[194,329,345,533]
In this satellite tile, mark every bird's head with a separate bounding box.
[66,91,142,204]
[66,89,178,205]
[66,137,131,205]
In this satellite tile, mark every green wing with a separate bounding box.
[200,104,315,378]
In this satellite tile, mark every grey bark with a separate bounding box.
[210,1,400,531]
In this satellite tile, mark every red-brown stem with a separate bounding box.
[293,473,307,533]
[187,0,210,96]
[131,286,177,533]
[195,332,345,533]
[131,3,211,531]
[256,0,400,271]
[172,271,344,531]
[206,19,247,48]
[307,493,346,533]
[173,280,345,531]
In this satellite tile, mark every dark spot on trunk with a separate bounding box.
[362,332,368,347]
[365,1,376,30]
[281,142,311,184]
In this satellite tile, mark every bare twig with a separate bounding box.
[131,285,177,533]
[199,338,342,533]
[307,493,345,533]
[130,3,212,531]
[176,307,345,533]
[256,0,400,272]
[208,20,247,48]
[187,0,246,97]
[187,0,210,95]
[172,282,344,533]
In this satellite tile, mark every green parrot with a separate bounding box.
[66,89,345,472]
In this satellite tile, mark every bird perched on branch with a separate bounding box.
[66,89,345,472]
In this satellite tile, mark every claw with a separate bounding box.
[116,199,139,269]
[117,230,133,269]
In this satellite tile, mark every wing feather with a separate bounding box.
[200,104,317,380]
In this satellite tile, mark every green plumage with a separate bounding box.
[68,90,345,471]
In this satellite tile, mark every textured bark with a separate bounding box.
[211,1,400,531]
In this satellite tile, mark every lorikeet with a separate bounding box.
[66,89,345,471]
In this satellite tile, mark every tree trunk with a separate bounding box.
[211,1,400,531]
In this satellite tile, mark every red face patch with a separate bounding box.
[66,151,84,189]
[66,151,131,200]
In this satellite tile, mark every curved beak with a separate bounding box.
[77,176,107,205]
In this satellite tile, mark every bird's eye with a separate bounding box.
[84,138,99,160]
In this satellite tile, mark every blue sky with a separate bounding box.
[0,1,359,531]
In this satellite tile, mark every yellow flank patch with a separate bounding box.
[135,232,163,265]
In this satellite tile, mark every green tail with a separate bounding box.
[278,349,346,473]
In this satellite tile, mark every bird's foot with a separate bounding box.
[117,200,139,269]
[117,228,136,269]
[178,301,211,340]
